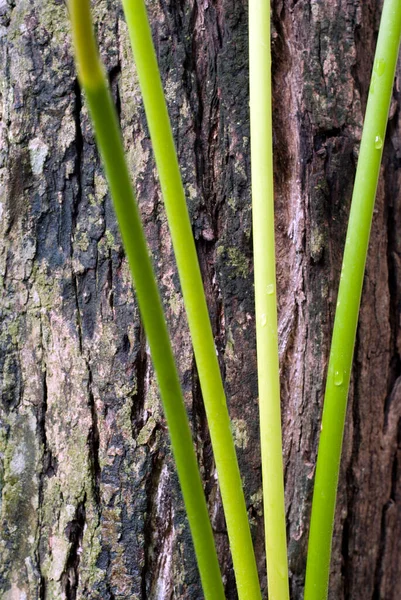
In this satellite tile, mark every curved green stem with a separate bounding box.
[68,2,224,598]
[120,1,261,598]
[249,0,290,598]
[304,2,401,599]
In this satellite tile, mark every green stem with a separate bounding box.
[249,0,290,598]
[121,1,261,598]
[304,2,401,599]
[68,2,224,598]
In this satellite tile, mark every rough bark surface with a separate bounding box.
[0,0,400,598]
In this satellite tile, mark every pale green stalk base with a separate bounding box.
[249,0,290,599]
[68,2,224,598]
[304,2,401,599]
[121,1,261,598]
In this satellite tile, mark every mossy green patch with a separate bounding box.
[227,247,249,279]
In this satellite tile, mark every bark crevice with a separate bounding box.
[61,498,86,600]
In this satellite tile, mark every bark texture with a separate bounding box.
[0,0,400,598]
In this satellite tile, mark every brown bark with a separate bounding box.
[0,0,400,598]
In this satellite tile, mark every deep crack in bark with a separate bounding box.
[87,360,101,507]
[61,498,86,600]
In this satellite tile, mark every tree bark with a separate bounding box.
[0,0,400,598]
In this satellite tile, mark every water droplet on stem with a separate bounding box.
[374,135,383,149]
[334,370,343,387]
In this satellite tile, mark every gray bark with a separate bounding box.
[0,0,400,598]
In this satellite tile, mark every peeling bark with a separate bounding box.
[0,0,400,598]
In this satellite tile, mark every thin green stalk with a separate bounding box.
[249,0,290,599]
[121,1,261,598]
[68,2,224,598]
[304,2,401,599]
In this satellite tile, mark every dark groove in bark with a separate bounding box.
[72,275,83,354]
[141,453,164,600]
[107,249,114,312]
[87,360,101,507]
[106,582,116,600]
[37,366,48,599]
[73,78,83,215]
[393,420,401,496]
[109,64,122,126]
[61,498,86,600]
[131,322,147,439]
[38,367,48,482]
[72,78,84,352]
[39,575,46,600]
[191,357,213,496]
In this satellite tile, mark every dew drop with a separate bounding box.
[334,370,343,387]
[266,283,275,295]
[261,314,267,327]
[374,135,383,150]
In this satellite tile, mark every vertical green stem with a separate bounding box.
[249,0,290,599]
[304,2,401,599]
[68,2,225,598]
[120,1,261,598]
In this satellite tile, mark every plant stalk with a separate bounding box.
[68,2,225,598]
[249,0,290,598]
[120,1,262,598]
[304,1,401,599]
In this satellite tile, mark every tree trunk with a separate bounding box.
[0,0,400,598]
